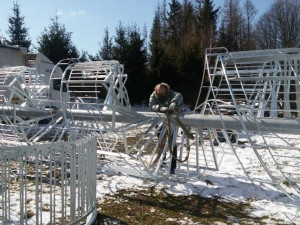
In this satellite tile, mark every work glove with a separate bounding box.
[169,102,177,112]
[152,105,160,112]
[160,107,169,113]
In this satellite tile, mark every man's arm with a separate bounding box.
[149,92,160,112]
[170,90,183,106]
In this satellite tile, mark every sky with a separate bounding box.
[0,0,275,56]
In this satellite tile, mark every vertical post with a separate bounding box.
[195,130,199,176]
[283,60,292,118]
[293,59,300,118]
[19,155,24,224]
[61,145,65,225]
[70,144,76,222]
[35,149,39,224]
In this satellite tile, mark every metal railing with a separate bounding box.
[0,136,97,225]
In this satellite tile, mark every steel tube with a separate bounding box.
[0,106,52,117]
[0,106,299,134]
[66,109,300,134]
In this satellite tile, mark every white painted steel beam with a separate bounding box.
[65,109,300,134]
[1,106,299,134]
[0,105,52,117]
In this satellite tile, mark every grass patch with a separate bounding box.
[93,187,279,225]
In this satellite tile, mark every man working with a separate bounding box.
[149,83,183,174]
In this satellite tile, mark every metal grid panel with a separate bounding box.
[0,136,97,224]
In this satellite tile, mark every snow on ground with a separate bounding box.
[96,146,300,224]
[95,106,300,224]
[1,104,300,224]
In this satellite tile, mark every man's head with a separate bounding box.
[154,83,170,100]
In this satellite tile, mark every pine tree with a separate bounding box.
[112,23,149,104]
[166,0,182,46]
[217,21,228,48]
[79,50,89,62]
[7,2,31,48]
[37,16,79,64]
[181,0,195,43]
[149,0,207,104]
[142,24,149,59]
[149,5,164,81]
[98,28,113,60]
[126,26,149,103]
[195,0,219,50]
[160,0,168,43]
[112,23,129,64]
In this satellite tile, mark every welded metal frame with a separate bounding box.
[194,47,300,198]
[0,136,97,224]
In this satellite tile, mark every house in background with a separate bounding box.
[0,38,61,79]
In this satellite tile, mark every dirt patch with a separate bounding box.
[115,132,158,156]
[93,188,287,225]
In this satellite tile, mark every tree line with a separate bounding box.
[2,0,300,105]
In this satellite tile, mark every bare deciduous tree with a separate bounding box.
[256,12,279,49]
[243,0,257,49]
[218,0,244,51]
[256,0,300,48]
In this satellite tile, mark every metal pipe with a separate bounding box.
[0,106,299,134]
[66,109,300,134]
[0,105,52,117]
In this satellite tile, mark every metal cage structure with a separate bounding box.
[196,48,300,118]
[0,66,48,107]
[0,136,97,225]
[0,66,55,147]
[0,59,137,224]
[193,47,300,197]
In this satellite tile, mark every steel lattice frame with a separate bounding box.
[194,47,300,197]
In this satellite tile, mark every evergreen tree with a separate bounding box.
[126,26,149,103]
[79,50,89,62]
[37,16,79,64]
[142,24,149,59]
[112,23,129,64]
[7,2,31,48]
[166,0,182,46]
[148,0,208,104]
[149,5,164,81]
[160,0,168,43]
[195,0,219,50]
[181,0,195,42]
[112,23,149,104]
[98,28,113,60]
[159,0,182,89]
[217,21,228,48]
[88,54,99,61]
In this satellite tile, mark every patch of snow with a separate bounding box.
[165,217,177,222]
[95,131,300,224]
